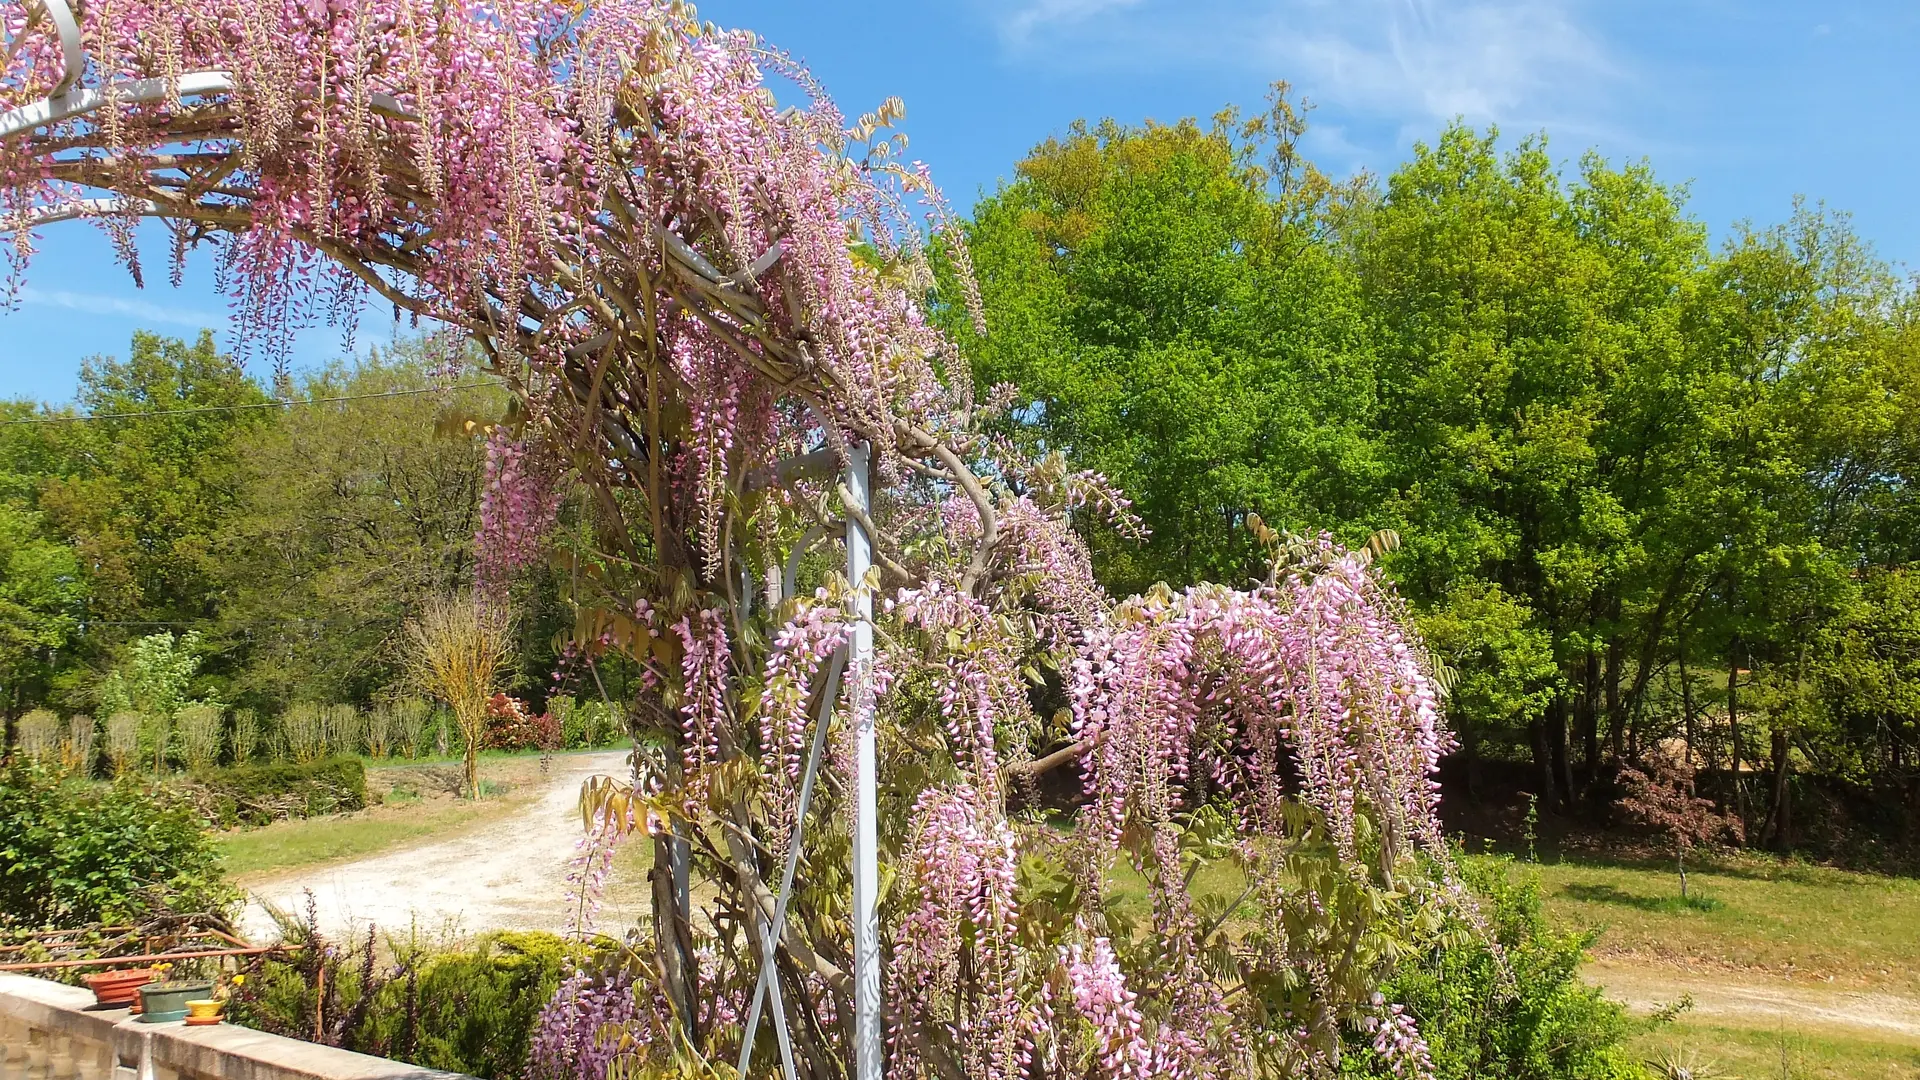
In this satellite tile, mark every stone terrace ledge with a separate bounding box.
[0,974,470,1080]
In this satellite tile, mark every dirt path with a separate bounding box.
[239,750,636,941]
[1586,957,1920,1041]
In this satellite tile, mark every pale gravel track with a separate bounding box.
[238,750,634,942]
[1586,958,1920,1041]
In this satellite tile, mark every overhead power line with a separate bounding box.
[0,381,500,425]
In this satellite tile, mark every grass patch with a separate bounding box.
[217,791,522,878]
[1630,1017,1920,1080]
[216,748,618,880]
[1521,853,1920,994]
[1558,882,1724,914]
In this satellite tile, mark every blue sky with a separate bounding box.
[4,0,1916,404]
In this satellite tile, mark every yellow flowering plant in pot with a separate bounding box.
[185,973,245,1024]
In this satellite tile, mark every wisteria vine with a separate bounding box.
[3,2,1468,1076]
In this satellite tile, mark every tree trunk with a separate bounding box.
[1530,717,1556,815]
[1727,653,1755,827]
[1579,648,1600,787]
[1549,696,1575,814]
[1679,629,1696,768]
[652,831,700,1041]
[1605,633,1625,762]
[1766,727,1792,851]
[462,714,479,799]
[1462,726,1480,802]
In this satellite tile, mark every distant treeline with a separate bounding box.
[940,90,1920,857]
[0,335,623,724]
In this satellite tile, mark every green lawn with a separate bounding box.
[215,757,545,879]
[1525,852,1920,995]
[1509,850,1920,1080]
[216,791,524,877]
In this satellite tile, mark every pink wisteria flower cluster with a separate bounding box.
[1072,541,1452,864]
[476,427,564,597]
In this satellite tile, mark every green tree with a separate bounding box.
[950,94,1384,594]
[33,331,270,636]
[214,350,504,706]
[0,499,84,720]
[97,629,212,773]
[1418,581,1558,794]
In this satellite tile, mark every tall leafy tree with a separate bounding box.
[215,349,505,706]
[0,331,264,710]
[951,92,1385,594]
[0,497,84,718]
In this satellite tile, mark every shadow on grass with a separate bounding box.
[1561,882,1726,913]
[1529,845,1862,888]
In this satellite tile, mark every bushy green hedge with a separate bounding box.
[189,756,367,827]
[0,759,234,928]
[1342,856,1652,1080]
[232,927,585,1080]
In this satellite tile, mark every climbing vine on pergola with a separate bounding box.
[4,2,1465,1078]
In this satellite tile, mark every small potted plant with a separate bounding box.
[184,973,244,1026]
[138,968,216,1024]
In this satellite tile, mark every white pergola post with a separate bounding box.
[844,441,882,1080]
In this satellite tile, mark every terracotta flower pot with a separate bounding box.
[83,968,158,1008]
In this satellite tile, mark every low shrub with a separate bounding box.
[188,757,368,827]
[483,693,559,752]
[554,697,622,750]
[1341,855,1653,1080]
[231,906,589,1080]
[0,759,234,928]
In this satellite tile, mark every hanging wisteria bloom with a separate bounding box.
[476,426,564,596]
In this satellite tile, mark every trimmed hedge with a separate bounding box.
[190,756,368,827]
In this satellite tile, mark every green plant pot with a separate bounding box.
[137,980,215,1024]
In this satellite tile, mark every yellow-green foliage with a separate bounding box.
[177,703,224,770]
[325,704,362,757]
[104,711,142,776]
[231,708,260,763]
[65,714,95,774]
[281,703,328,763]
[14,709,59,762]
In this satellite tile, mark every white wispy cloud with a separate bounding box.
[18,286,224,328]
[1266,1,1616,128]
[997,0,1144,46]
[988,0,1622,135]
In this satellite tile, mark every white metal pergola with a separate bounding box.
[734,442,882,1080]
[1,4,888,1075]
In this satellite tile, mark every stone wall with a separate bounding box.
[0,974,467,1080]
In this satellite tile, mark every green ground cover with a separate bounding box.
[215,756,546,878]
[1527,852,1920,994]
[1518,851,1920,1079]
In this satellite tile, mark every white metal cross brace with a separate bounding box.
[736,442,880,1080]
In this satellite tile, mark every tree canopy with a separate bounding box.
[959,95,1920,852]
